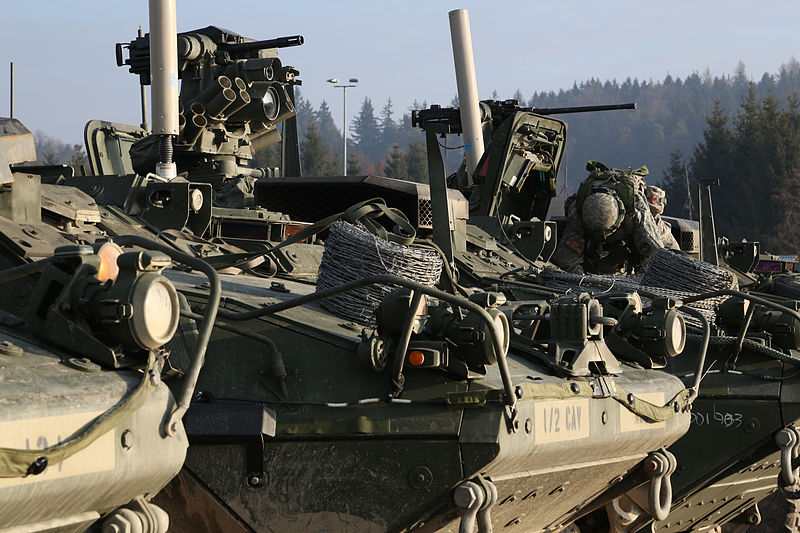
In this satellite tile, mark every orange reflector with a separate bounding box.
[408,350,425,366]
[284,224,311,243]
[97,242,123,283]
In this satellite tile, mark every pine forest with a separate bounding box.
[36,58,800,253]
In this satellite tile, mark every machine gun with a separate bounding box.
[115,26,303,181]
[411,100,636,224]
[117,26,303,86]
[411,99,636,133]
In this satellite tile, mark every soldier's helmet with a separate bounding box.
[646,186,667,216]
[581,189,625,238]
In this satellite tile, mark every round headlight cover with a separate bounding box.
[663,311,686,357]
[130,273,180,349]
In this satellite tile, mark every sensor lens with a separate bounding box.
[263,87,280,121]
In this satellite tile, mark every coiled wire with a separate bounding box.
[539,249,736,328]
[316,221,442,325]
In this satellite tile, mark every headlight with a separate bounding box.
[629,302,686,359]
[98,251,180,352]
[130,273,180,349]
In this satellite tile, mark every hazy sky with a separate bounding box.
[1,1,798,143]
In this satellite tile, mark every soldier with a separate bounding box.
[551,161,664,274]
[645,185,681,251]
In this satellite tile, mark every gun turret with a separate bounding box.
[116,25,303,182]
[412,99,637,223]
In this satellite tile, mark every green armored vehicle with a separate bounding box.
[451,109,800,531]
[0,4,705,533]
[0,120,227,531]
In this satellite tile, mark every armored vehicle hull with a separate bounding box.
[0,329,187,531]
[148,270,689,533]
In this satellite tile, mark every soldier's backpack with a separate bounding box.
[575,160,649,218]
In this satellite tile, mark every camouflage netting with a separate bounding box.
[316,221,442,325]
[539,249,737,328]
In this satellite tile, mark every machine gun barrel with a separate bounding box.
[412,101,637,133]
[222,35,304,55]
[531,102,636,115]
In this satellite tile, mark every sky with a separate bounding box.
[1,1,799,144]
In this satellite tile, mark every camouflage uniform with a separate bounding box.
[552,161,664,274]
[645,185,681,251]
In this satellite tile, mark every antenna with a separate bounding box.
[685,162,694,219]
[138,26,150,133]
[9,62,13,118]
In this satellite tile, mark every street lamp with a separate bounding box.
[327,77,358,176]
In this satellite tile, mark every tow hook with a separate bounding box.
[644,449,677,521]
[454,478,498,533]
[776,426,800,499]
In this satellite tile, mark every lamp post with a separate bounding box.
[327,77,358,176]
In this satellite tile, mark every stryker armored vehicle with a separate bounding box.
[414,97,800,532]
[0,4,705,532]
[0,122,224,531]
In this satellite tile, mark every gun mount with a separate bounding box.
[411,100,637,133]
[412,100,635,226]
[115,25,303,183]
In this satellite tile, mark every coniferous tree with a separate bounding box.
[690,100,733,211]
[660,149,692,219]
[378,98,396,155]
[753,92,800,250]
[293,90,315,139]
[351,97,381,161]
[406,140,428,184]
[301,121,336,176]
[347,151,363,176]
[383,143,408,180]
[695,96,752,239]
[315,100,342,156]
[770,166,800,252]
[409,99,427,112]
[675,86,800,249]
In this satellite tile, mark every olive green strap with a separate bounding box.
[0,354,159,478]
[613,387,693,423]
